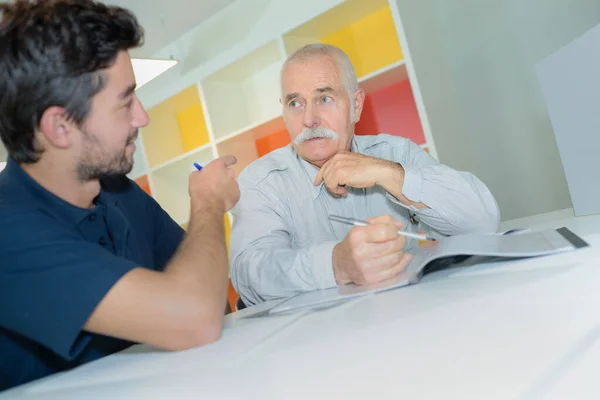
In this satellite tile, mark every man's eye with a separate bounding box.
[322,96,333,103]
[289,100,300,108]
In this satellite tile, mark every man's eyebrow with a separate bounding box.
[284,92,299,102]
[315,86,334,93]
[284,87,335,103]
[119,83,137,99]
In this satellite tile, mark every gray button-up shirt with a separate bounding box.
[230,134,500,305]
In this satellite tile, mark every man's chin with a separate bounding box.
[298,149,336,168]
[107,160,134,178]
[295,138,333,153]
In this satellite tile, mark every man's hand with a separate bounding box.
[314,151,426,209]
[332,214,412,285]
[314,151,403,196]
[189,155,240,214]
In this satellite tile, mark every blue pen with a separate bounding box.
[193,163,203,171]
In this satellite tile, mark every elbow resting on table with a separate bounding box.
[162,308,225,352]
[471,209,500,235]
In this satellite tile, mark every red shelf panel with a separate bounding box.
[355,79,425,145]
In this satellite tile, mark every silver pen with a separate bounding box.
[329,215,437,242]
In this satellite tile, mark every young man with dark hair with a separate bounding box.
[0,0,240,390]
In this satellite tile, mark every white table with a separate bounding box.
[3,211,600,399]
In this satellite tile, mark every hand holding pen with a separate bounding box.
[189,156,240,213]
[330,214,414,286]
[329,215,436,242]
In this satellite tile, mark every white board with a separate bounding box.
[537,23,600,216]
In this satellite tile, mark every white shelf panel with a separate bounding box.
[358,60,407,95]
[151,146,214,225]
[150,142,213,173]
[201,41,284,141]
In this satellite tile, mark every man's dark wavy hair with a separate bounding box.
[0,0,144,163]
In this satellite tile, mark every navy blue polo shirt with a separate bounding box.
[0,158,185,391]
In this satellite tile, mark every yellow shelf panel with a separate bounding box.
[321,6,403,78]
[142,85,210,168]
[283,1,403,79]
[176,102,210,153]
[224,213,231,255]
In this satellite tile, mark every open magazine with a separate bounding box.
[267,227,589,315]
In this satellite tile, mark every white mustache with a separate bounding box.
[294,127,339,145]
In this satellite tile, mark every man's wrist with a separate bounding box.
[377,161,405,197]
[332,243,351,285]
[191,196,225,216]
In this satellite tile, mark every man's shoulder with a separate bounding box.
[238,145,297,185]
[0,199,77,257]
[355,133,413,152]
[0,173,49,221]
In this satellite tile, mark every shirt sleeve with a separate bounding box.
[229,182,337,306]
[0,208,138,361]
[384,139,500,235]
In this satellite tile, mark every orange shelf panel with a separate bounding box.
[255,129,291,157]
[228,279,239,312]
[134,175,151,196]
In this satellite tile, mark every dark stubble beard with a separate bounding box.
[76,129,137,182]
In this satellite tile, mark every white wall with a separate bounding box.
[394,0,600,220]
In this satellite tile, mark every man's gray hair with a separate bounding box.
[282,43,359,123]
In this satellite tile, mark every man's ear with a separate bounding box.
[353,88,365,124]
[38,106,73,150]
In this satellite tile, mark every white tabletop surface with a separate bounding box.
[3,210,600,399]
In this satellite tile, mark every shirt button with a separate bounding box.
[98,237,107,246]
[88,213,97,222]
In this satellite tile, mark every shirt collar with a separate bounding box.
[3,157,115,225]
[296,135,360,201]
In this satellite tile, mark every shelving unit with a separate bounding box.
[128,0,437,257]
[201,41,285,141]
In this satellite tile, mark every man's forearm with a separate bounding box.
[232,241,338,305]
[384,163,500,235]
[378,162,427,209]
[82,204,231,351]
[165,204,229,318]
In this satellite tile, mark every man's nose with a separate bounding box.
[303,102,321,128]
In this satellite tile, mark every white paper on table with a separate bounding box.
[268,227,588,315]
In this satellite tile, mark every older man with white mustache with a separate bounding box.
[229,43,500,307]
